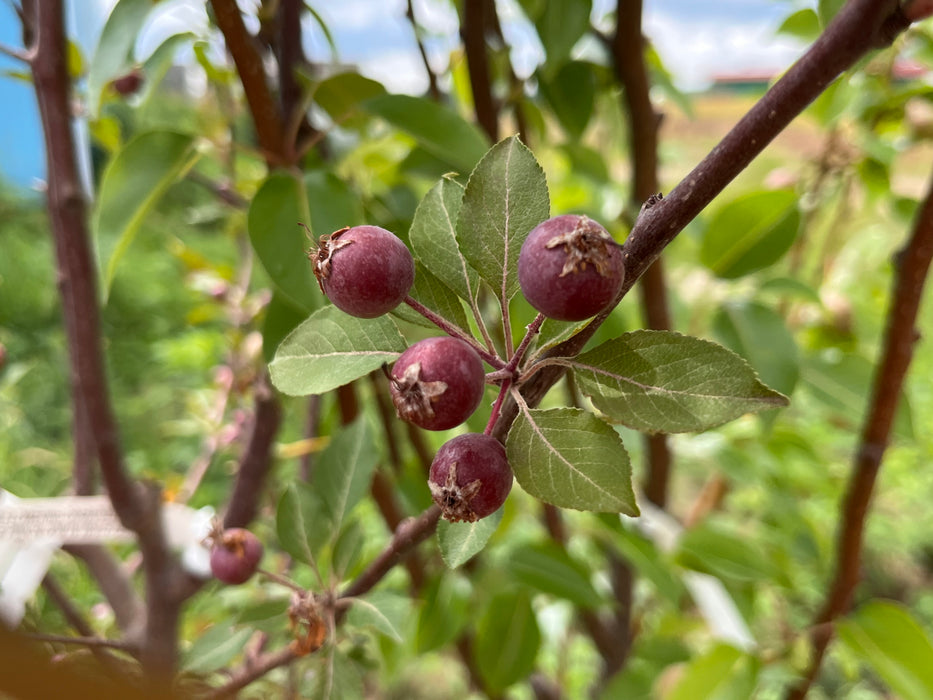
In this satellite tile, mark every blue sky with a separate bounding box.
[0,0,806,189]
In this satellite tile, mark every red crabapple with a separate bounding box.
[210,527,264,585]
[389,336,486,431]
[429,433,513,522]
[518,215,624,321]
[310,225,415,318]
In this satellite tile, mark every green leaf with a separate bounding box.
[570,330,789,434]
[261,293,308,363]
[437,509,503,568]
[364,94,490,174]
[331,519,365,580]
[456,136,550,301]
[801,351,913,439]
[409,177,480,303]
[532,0,592,75]
[315,418,379,536]
[818,0,847,28]
[712,301,799,397]
[313,71,386,126]
[138,33,195,106]
[269,306,406,396]
[505,542,602,608]
[675,524,778,583]
[182,625,253,673]
[700,190,800,279]
[248,171,363,314]
[475,590,541,691]
[94,131,200,298]
[540,61,595,138]
[533,316,590,357]
[777,9,821,42]
[610,526,686,604]
[87,0,154,116]
[666,644,759,700]
[506,406,638,514]
[417,574,471,652]
[345,591,409,643]
[391,262,470,333]
[309,650,364,700]
[838,601,933,700]
[275,482,326,565]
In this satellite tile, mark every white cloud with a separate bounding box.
[644,11,806,91]
[357,48,430,95]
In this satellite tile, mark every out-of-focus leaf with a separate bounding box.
[182,626,252,673]
[818,0,847,28]
[838,600,933,700]
[777,9,821,41]
[505,542,602,608]
[417,574,471,652]
[315,418,379,536]
[540,61,595,139]
[531,0,592,76]
[701,190,800,279]
[475,589,541,691]
[570,331,789,433]
[364,94,489,174]
[675,524,778,582]
[261,293,307,363]
[666,644,760,700]
[276,482,327,565]
[506,406,638,514]
[314,71,386,127]
[93,131,200,298]
[87,0,154,115]
[269,306,406,396]
[456,136,549,301]
[712,301,799,398]
[345,591,409,643]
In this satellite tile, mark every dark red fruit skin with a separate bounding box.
[429,433,513,522]
[390,336,485,431]
[518,215,624,322]
[210,528,263,585]
[311,225,415,318]
[111,69,144,96]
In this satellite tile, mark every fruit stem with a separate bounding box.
[505,313,544,374]
[484,378,512,436]
[257,567,306,593]
[403,296,506,369]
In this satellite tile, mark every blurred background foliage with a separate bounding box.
[2,0,933,697]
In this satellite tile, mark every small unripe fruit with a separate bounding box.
[429,433,513,522]
[210,528,263,585]
[389,336,485,431]
[310,225,415,318]
[518,215,625,321]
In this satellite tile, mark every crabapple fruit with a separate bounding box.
[210,528,263,585]
[429,433,513,522]
[389,336,485,431]
[518,215,624,321]
[310,225,414,318]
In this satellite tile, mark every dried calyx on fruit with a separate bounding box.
[309,225,415,318]
[429,433,513,522]
[389,336,485,431]
[209,526,264,585]
[518,214,625,322]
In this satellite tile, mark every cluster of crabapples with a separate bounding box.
[307,216,625,525]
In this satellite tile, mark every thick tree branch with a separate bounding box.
[788,155,933,700]
[462,0,498,142]
[28,0,187,678]
[493,0,913,442]
[209,0,286,165]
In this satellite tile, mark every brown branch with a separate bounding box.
[613,0,673,509]
[28,0,183,679]
[24,632,135,652]
[205,645,299,699]
[299,394,322,481]
[462,0,498,142]
[63,544,145,637]
[787,154,933,700]
[209,0,286,166]
[493,0,913,443]
[339,505,441,601]
[406,0,441,101]
[223,373,282,529]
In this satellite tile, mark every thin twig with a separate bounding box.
[205,645,299,699]
[406,0,441,101]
